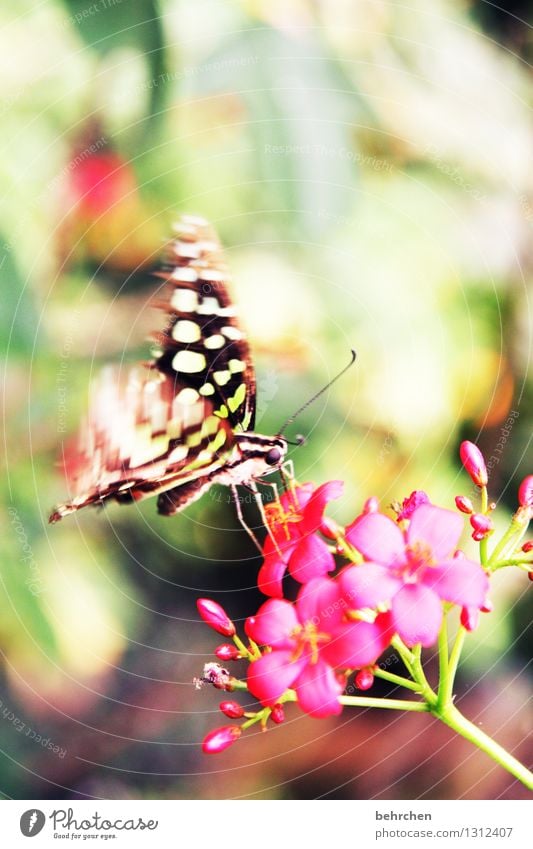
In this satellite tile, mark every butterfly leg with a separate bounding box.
[229,484,264,554]
[247,479,289,560]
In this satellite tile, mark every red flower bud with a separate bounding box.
[460,606,479,632]
[202,725,241,754]
[480,601,493,613]
[455,495,473,514]
[219,700,245,719]
[270,704,285,724]
[470,513,493,535]
[472,530,485,542]
[355,669,374,691]
[522,541,533,553]
[460,441,488,487]
[528,572,533,582]
[363,496,379,515]
[518,475,533,508]
[244,616,256,638]
[197,599,236,637]
[215,644,240,661]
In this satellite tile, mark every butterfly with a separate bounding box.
[49,215,288,527]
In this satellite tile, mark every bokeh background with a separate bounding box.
[1,0,531,800]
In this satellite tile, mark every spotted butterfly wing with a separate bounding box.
[49,216,286,523]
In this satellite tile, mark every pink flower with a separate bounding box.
[247,577,393,718]
[343,503,489,648]
[258,481,343,598]
[397,491,430,521]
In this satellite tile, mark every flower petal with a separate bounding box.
[247,650,305,706]
[423,558,489,607]
[407,504,463,560]
[301,480,344,533]
[262,532,298,560]
[340,563,402,610]
[288,534,335,584]
[392,584,443,647]
[247,599,298,648]
[258,554,289,599]
[346,512,405,565]
[322,614,394,669]
[296,577,343,628]
[294,659,343,718]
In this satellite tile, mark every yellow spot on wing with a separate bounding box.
[228,358,245,374]
[213,370,230,386]
[172,350,206,373]
[199,382,215,396]
[171,288,198,311]
[204,334,225,350]
[228,382,246,413]
[176,387,200,405]
[172,320,201,343]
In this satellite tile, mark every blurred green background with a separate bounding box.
[1,0,531,800]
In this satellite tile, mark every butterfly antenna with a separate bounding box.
[278,349,357,436]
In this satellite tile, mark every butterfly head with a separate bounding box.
[233,433,288,480]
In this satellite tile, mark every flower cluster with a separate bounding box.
[196,442,532,754]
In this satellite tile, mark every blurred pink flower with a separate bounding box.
[247,577,392,718]
[343,504,489,647]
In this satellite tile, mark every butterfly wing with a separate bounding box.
[50,215,256,522]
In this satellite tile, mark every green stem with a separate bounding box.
[373,667,422,693]
[339,695,429,711]
[411,644,437,705]
[391,636,416,677]
[436,614,449,708]
[479,485,489,566]
[443,626,467,705]
[437,704,533,790]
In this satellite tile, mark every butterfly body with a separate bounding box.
[50,216,287,523]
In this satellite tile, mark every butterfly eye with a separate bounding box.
[265,446,282,466]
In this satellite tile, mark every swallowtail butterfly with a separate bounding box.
[49,216,288,524]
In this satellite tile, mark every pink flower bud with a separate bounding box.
[270,704,285,724]
[355,669,374,691]
[522,541,533,553]
[470,513,493,535]
[460,441,488,487]
[219,700,245,719]
[518,475,533,508]
[460,606,479,632]
[215,644,240,661]
[202,725,241,754]
[363,496,379,515]
[453,549,465,559]
[197,599,236,637]
[481,600,493,613]
[455,495,473,514]
[472,530,485,542]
